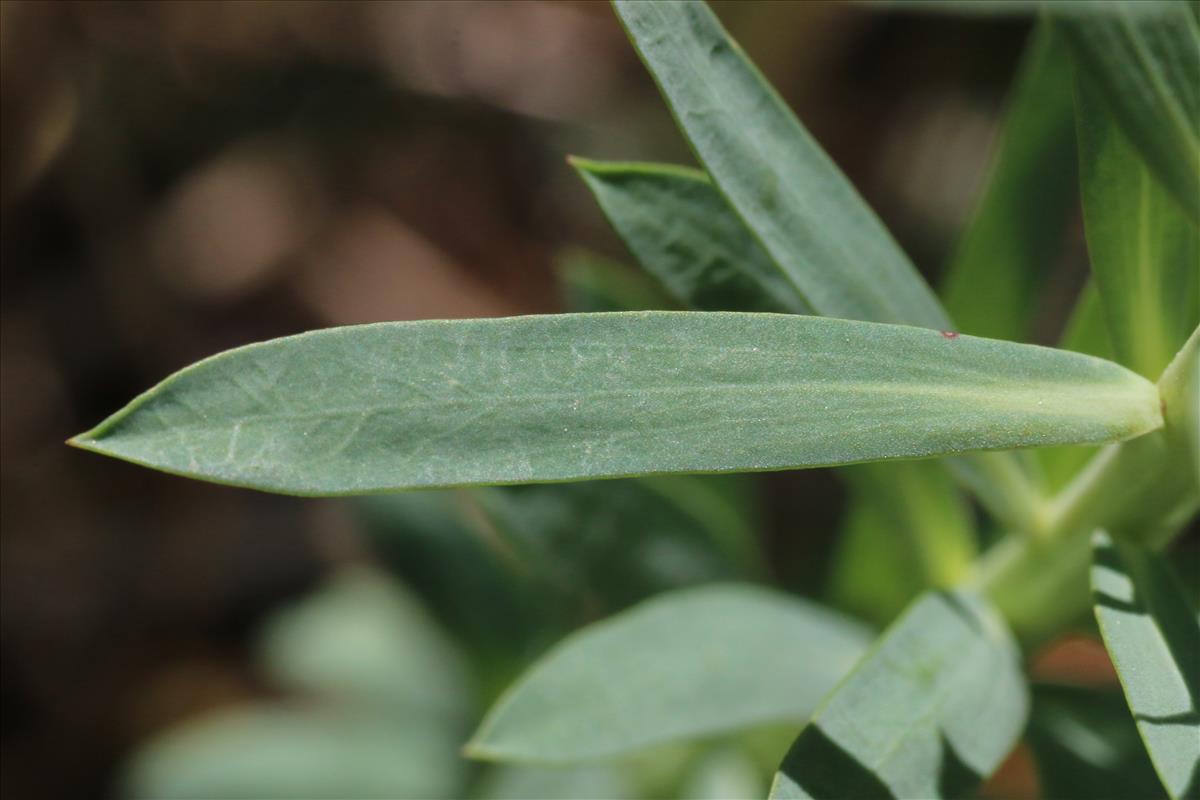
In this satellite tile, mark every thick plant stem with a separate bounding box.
[977,327,1199,647]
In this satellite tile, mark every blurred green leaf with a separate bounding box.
[257,568,470,720]
[1075,76,1200,379]
[612,0,950,329]
[474,477,756,615]
[941,23,1078,342]
[1026,684,1164,800]
[1092,531,1200,799]
[827,461,977,627]
[556,249,677,313]
[680,747,765,800]
[466,584,872,762]
[769,591,1028,799]
[1058,0,1200,223]
[72,313,1163,494]
[357,490,554,683]
[124,708,464,800]
[477,764,638,800]
[571,159,808,314]
[606,0,1043,533]
[124,569,471,800]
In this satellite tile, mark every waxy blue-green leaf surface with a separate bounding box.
[71,313,1163,495]
[606,0,1043,531]
[769,590,1028,799]
[612,0,950,329]
[1092,531,1200,799]
[1058,0,1200,223]
[466,584,872,762]
[572,159,808,315]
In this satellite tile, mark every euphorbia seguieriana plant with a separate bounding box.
[73,1,1199,798]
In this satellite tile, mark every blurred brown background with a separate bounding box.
[1,2,1048,797]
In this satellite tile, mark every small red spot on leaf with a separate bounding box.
[940,330,959,339]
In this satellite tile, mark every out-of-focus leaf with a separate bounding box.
[612,0,949,329]
[1075,76,1200,379]
[571,159,808,314]
[257,569,470,719]
[477,765,638,800]
[770,591,1029,799]
[1059,0,1200,223]
[123,569,470,800]
[1026,684,1163,800]
[71,313,1163,494]
[556,248,677,313]
[941,23,1077,342]
[474,476,756,615]
[1092,531,1200,799]
[124,708,463,800]
[827,461,977,626]
[357,491,553,682]
[680,748,765,800]
[466,584,872,763]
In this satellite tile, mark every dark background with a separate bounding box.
[1,2,1085,797]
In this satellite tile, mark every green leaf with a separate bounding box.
[478,765,638,800]
[827,461,977,626]
[474,476,756,615]
[256,568,471,720]
[1092,531,1200,799]
[1034,284,1113,491]
[769,590,1028,799]
[612,0,950,329]
[122,569,471,800]
[1058,0,1200,224]
[681,748,766,800]
[71,313,1163,495]
[1025,684,1163,800]
[357,490,554,682]
[571,159,808,315]
[941,23,1078,342]
[1076,74,1200,379]
[466,584,872,763]
[604,0,1042,533]
[123,708,465,800]
[556,248,677,313]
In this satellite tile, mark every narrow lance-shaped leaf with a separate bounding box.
[612,0,950,329]
[606,0,1043,532]
[770,590,1029,799]
[1057,0,1200,224]
[571,158,809,315]
[1075,75,1200,379]
[1091,531,1200,799]
[466,584,873,763]
[555,196,979,620]
[71,313,1163,495]
[941,22,1078,342]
